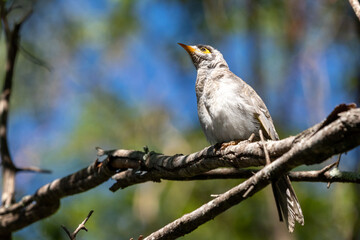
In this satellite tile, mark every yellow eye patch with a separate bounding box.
[199,47,211,54]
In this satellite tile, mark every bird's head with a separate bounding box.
[178,43,228,70]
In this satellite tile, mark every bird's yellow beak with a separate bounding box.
[178,43,196,54]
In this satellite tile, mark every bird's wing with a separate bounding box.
[235,74,279,140]
[253,99,279,140]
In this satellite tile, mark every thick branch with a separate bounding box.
[143,107,360,240]
[109,107,360,191]
[107,136,295,191]
[0,107,358,236]
[0,159,116,235]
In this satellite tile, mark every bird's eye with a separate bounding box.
[199,47,211,54]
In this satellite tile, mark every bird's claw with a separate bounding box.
[220,140,240,150]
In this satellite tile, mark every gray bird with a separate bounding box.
[179,43,304,232]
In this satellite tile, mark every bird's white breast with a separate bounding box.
[197,74,260,144]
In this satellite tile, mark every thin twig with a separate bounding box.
[319,162,338,174]
[5,2,22,15]
[0,3,11,37]
[62,210,94,240]
[15,166,52,174]
[327,155,342,188]
[242,185,254,198]
[259,129,271,165]
[16,8,33,27]
[61,225,72,239]
[19,45,52,72]
[248,133,255,142]
[335,154,342,168]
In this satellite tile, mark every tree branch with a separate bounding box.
[0,2,19,208]
[0,106,358,236]
[178,163,360,184]
[15,166,51,174]
[0,3,46,212]
[61,210,94,240]
[106,135,295,191]
[0,2,34,207]
[0,158,115,235]
[143,106,360,239]
[109,106,359,191]
[349,0,360,22]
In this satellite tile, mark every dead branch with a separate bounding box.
[109,106,359,191]
[177,162,360,184]
[107,135,295,191]
[0,2,20,208]
[15,166,51,173]
[62,210,94,240]
[143,106,360,240]
[0,106,358,236]
[0,3,43,211]
[0,159,115,235]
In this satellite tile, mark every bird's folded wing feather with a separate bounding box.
[242,81,279,140]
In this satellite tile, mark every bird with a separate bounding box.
[178,43,304,232]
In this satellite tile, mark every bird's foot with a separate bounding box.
[219,140,240,150]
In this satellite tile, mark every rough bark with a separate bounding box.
[0,106,358,237]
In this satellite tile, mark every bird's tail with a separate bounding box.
[271,175,304,232]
